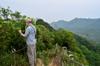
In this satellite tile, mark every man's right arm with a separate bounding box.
[19,28,30,37]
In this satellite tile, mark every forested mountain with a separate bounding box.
[51,18,100,44]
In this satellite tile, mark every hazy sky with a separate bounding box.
[0,0,100,23]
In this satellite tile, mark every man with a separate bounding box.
[19,19,36,66]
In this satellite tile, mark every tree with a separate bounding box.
[0,7,11,20]
[10,11,21,21]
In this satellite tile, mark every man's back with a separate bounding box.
[26,25,36,45]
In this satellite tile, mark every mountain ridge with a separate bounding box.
[50,18,100,43]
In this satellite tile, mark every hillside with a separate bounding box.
[51,18,100,44]
[0,8,100,66]
[0,19,88,66]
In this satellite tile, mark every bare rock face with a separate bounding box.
[36,58,44,66]
[36,56,62,66]
[48,56,62,66]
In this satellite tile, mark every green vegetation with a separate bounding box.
[0,7,100,66]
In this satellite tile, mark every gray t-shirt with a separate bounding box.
[25,25,36,45]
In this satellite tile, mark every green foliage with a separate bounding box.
[74,34,100,66]
[0,53,28,66]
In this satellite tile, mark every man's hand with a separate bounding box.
[18,30,25,37]
[18,30,22,34]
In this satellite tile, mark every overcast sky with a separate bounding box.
[0,0,100,23]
